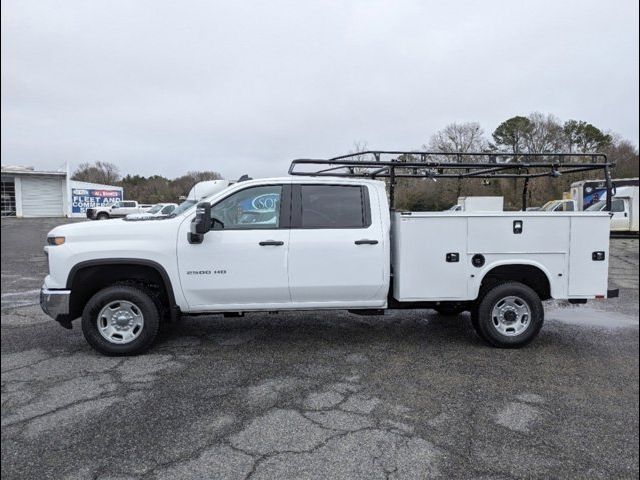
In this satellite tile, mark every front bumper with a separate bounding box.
[40,287,71,321]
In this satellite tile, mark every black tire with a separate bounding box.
[476,281,544,348]
[434,304,467,316]
[82,285,160,356]
[97,212,109,220]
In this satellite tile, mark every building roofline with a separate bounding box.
[1,167,67,176]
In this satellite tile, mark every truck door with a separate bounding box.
[109,202,123,216]
[177,184,291,310]
[610,198,630,231]
[112,201,136,216]
[287,184,387,307]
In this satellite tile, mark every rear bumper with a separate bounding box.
[40,287,71,321]
[568,288,620,304]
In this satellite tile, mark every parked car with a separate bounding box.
[126,203,178,220]
[42,169,617,355]
[540,199,577,212]
[86,201,153,220]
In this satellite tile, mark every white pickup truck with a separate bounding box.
[41,152,619,355]
[125,203,178,220]
[86,200,153,220]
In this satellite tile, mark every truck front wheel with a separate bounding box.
[97,212,109,220]
[81,285,160,355]
[476,282,544,348]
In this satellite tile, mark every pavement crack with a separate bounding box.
[244,426,379,479]
[1,394,120,428]
[300,411,349,432]
[1,358,52,373]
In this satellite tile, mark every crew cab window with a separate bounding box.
[123,201,136,208]
[161,205,175,214]
[211,185,282,229]
[611,199,625,212]
[300,185,368,228]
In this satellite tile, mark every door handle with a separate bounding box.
[259,240,284,246]
[354,239,379,245]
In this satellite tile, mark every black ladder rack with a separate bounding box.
[288,151,614,211]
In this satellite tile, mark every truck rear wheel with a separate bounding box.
[476,282,544,348]
[81,285,160,355]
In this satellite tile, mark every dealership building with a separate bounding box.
[1,165,123,218]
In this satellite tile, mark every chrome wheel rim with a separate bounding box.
[97,300,144,344]
[491,296,531,337]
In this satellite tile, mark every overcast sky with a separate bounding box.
[2,0,638,180]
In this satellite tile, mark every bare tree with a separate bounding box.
[169,170,222,199]
[344,141,372,175]
[427,122,487,155]
[426,122,488,198]
[604,136,639,178]
[525,112,565,153]
[184,170,222,182]
[72,161,121,185]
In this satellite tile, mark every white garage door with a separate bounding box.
[21,176,65,217]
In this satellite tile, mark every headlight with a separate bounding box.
[47,236,66,246]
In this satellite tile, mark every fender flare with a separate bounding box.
[471,259,555,299]
[66,258,178,312]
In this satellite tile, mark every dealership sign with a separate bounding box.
[71,188,122,214]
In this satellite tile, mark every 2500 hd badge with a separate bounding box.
[186,270,227,275]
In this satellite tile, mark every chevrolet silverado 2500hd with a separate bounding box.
[41,152,619,355]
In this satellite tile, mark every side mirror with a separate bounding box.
[188,202,211,244]
[194,202,212,234]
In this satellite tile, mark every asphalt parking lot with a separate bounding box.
[1,218,639,479]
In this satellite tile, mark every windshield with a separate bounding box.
[146,205,163,214]
[586,200,605,211]
[169,199,197,217]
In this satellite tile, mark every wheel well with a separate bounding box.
[479,264,551,300]
[67,262,174,319]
